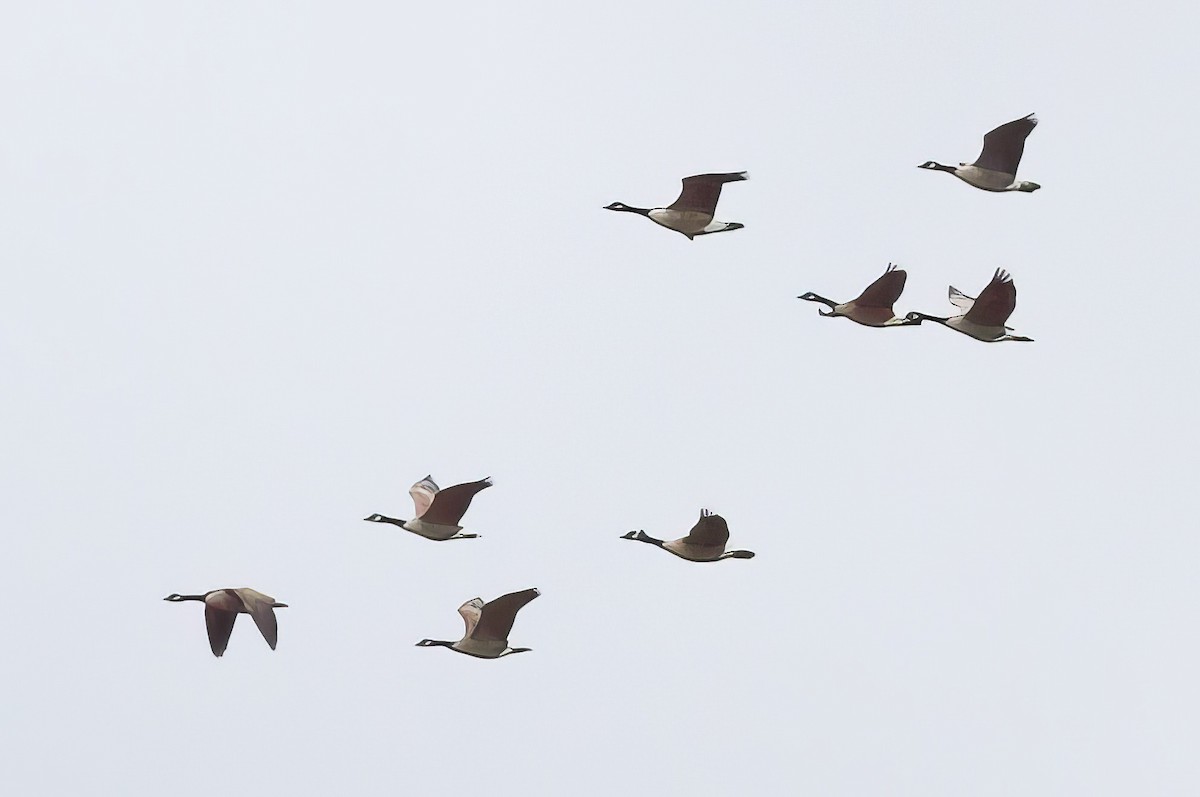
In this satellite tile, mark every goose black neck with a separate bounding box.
[637,531,665,547]
[166,593,207,602]
[608,203,650,216]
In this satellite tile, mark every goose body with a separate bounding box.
[906,269,1033,342]
[798,263,918,327]
[416,588,540,659]
[605,172,748,239]
[919,114,1041,192]
[164,588,289,657]
[364,475,491,540]
[621,509,755,563]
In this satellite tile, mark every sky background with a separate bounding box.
[3,2,1199,795]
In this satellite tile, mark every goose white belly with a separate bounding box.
[663,540,725,562]
[947,316,1005,341]
[836,302,895,327]
[952,165,1016,192]
[648,208,714,234]
[452,638,508,658]
[403,518,463,540]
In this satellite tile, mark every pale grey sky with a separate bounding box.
[3,2,1199,795]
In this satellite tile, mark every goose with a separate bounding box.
[164,588,289,657]
[621,509,755,562]
[797,263,919,327]
[905,269,1033,342]
[604,172,748,239]
[416,588,540,659]
[364,475,491,540]
[919,114,1041,192]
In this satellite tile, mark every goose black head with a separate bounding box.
[917,161,955,173]
[603,202,649,216]
[797,292,838,314]
[163,593,205,602]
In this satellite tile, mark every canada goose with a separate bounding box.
[604,172,748,239]
[164,588,289,657]
[416,588,540,659]
[919,114,1041,192]
[905,269,1034,342]
[364,475,491,541]
[620,509,755,562]
[798,263,919,327]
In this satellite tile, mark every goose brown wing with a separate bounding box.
[422,477,492,525]
[853,265,906,309]
[471,588,540,642]
[204,606,238,657]
[680,509,730,546]
[963,269,1017,327]
[667,172,747,214]
[972,114,1037,174]
[235,589,281,650]
[409,475,439,518]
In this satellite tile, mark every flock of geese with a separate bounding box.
[165,112,1042,659]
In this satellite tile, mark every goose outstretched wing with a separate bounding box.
[234,588,282,650]
[423,477,492,526]
[972,114,1037,175]
[667,172,748,214]
[963,269,1018,328]
[471,589,540,643]
[204,605,238,657]
[853,264,907,309]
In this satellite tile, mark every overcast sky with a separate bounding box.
[4,2,1199,795]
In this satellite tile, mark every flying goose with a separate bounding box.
[164,588,289,657]
[604,172,748,239]
[798,263,919,327]
[364,475,491,540]
[905,269,1033,342]
[621,509,755,562]
[416,588,540,659]
[919,114,1041,192]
